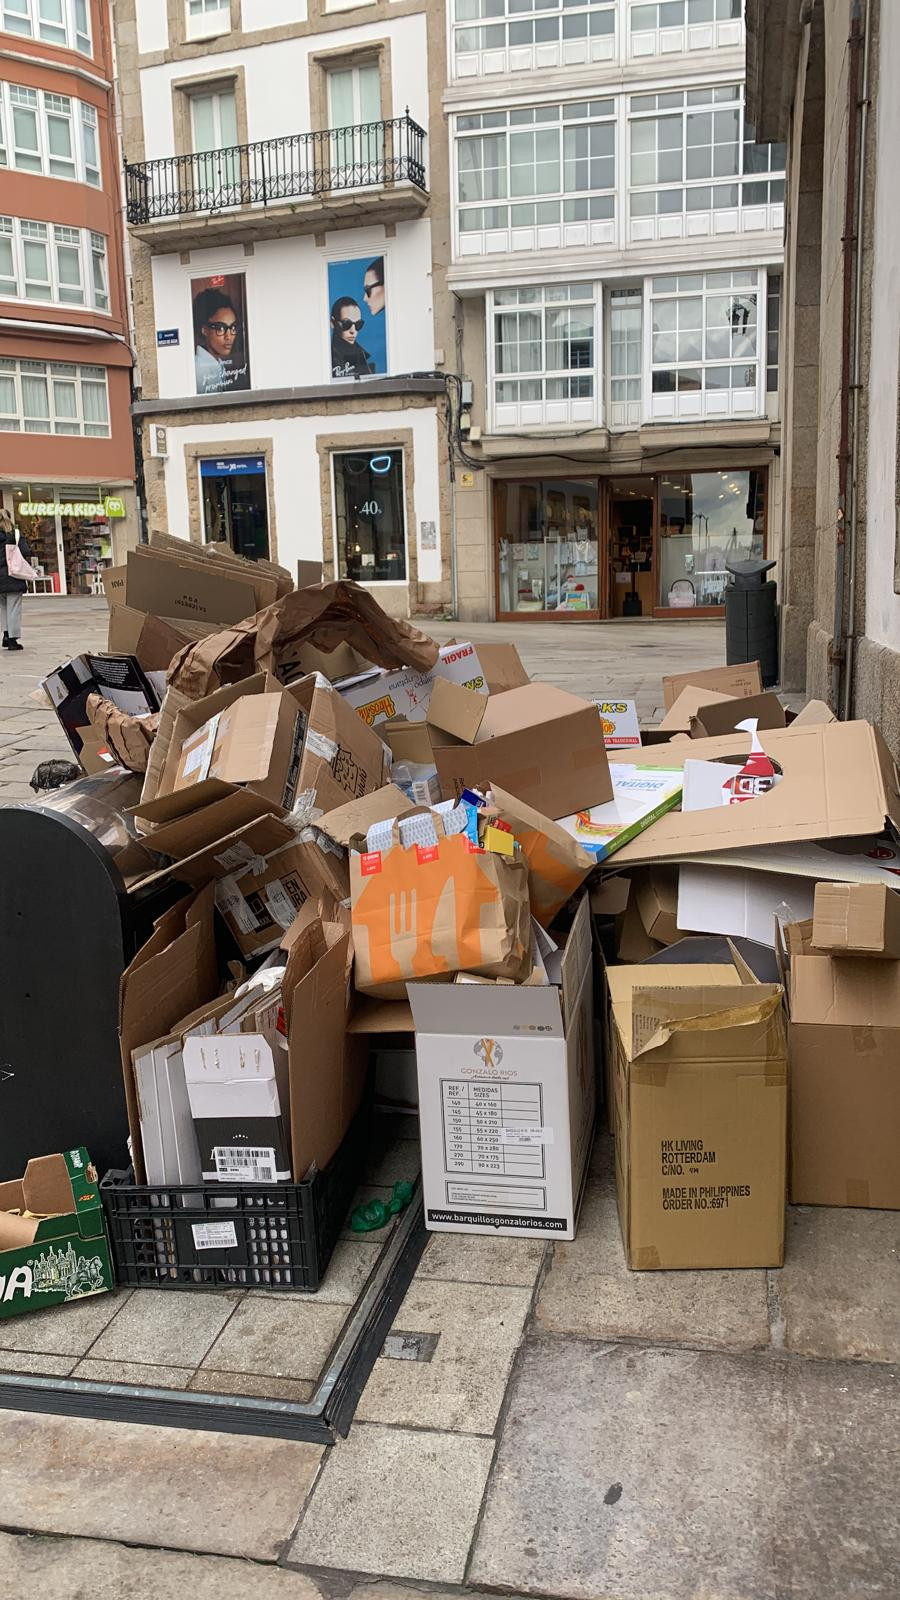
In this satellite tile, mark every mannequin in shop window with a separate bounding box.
[0,509,32,651]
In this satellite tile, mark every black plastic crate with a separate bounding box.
[101,1097,370,1293]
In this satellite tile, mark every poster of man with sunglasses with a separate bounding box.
[327,255,387,381]
[191,272,251,395]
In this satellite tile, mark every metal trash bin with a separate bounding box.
[725,557,778,687]
[0,770,175,1178]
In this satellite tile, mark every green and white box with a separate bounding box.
[0,1147,113,1321]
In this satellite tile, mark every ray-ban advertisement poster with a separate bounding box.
[328,255,388,381]
[192,272,251,396]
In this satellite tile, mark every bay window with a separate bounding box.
[0,82,101,185]
[629,0,743,60]
[608,289,642,428]
[0,357,110,436]
[452,0,615,80]
[628,86,784,241]
[457,99,615,255]
[1,0,92,55]
[648,269,762,420]
[0,215,110,310]
[492,283,596,427]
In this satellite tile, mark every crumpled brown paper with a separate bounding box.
[86,692,160,774]
[166,580,439,701]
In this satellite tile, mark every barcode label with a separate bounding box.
[500,1127,554,1146]
[215,841,261,872]
[192,1221,238,1250]
[264,874,308,931]
[213,1146,277,1183]
[215,876,259,934]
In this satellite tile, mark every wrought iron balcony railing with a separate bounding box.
[125,113,427,225]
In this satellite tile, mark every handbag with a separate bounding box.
[5,531,38,582]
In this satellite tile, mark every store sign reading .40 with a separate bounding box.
[360,499,382,517]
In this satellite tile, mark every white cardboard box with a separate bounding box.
[336,642,488,726]
[407,893,594,1240]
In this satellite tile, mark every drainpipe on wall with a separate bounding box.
[841,0,872,718]
[831,0,866,713]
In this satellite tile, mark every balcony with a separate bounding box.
[125,115,429,250]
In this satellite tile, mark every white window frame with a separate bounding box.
[0,0,92,56]
[489,283,599,431]
[627,85,785,245]
[455,98,616,259]
[0,80,101,186]
[451,0,616,83]
[765,268,780,422]
[644,266,766,423]
[627,0,743,63]
[185,0,231,43]
[0,214,110,312]
[607,286,643,430]
[0,356,110,436]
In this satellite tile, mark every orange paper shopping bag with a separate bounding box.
[350,819,532,998]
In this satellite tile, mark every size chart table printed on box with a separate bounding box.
[440,1080,546,1179]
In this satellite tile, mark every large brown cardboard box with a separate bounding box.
[662,661,763,710]
[811,881,900,959]
[607,721,900,865]
[125,547,263,626]
[174,691,304,810]
[283,920,368,1178]
[609,951,787,1268]
[690,691,787,739]
[785,920,900,1208]
[432,682,612,818]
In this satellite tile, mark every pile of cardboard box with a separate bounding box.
[9,548,898,1324]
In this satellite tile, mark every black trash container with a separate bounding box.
[725,557,778,686]
[0,770,176,1178]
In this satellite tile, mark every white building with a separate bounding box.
[446,0,786,622]
[115,0,451,615]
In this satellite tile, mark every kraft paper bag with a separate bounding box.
[167,580,439,701]
[350,821,532,999]
[490,785,594,927]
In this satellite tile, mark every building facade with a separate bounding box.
[114,0,453,617]
[446,0,785,620]
[746,0,900,756]
[0,0,138,594]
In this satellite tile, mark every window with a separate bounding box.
[495,477,599,613]
[0,357,110,435]
[453,0,615,76]
[766,271,780,394]
[630,0,741,29]
[658,469,765,607]
[457,100,615,247]
[327,62,383,175]
[628,87,784,232]
[608,288,642,427]
[649,269,762,419]
[190,88,239,200]
[185,0,230,40]
[0,82,101,185]
[0,215,109,310]
[1,0,92,54]
[492,283,596,426]
[333,449,406,583]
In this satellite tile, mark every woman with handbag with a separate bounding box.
[0,508,35,651]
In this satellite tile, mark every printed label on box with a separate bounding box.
[264,873,308,931]
[213,1146,277,1182]
[191,1221,239,1250]
[215,876,259,934]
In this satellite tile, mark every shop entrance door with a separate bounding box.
[607,478,655,619]
[200,456,269,560]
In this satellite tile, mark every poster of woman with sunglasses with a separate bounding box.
[327,256,387,381]
[191,272,251,395]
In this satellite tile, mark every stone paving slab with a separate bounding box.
[288,1422,495,1582]
[415,1231,546,1287]
[778,1205,900,1363]
[88,1288,243,1368]
[0,1289,130,1358]
[0,1410,324,1561]
[536,1153,771,1352]
[0,1531,328,1600]
[469,1337,899,1600]
[199,1295,349,1382]
[355,1278,532,1434]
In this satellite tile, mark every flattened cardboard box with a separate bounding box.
[609,952,787,1269]
[408,893,594,1241]
[606,721,900,865]
[662,661,763,711]
[125,547,262,627]
[0,1148,113,1321]
[785,920,900,1208]
[432,682,613,820]
[811,881,900,959]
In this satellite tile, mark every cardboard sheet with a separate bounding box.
[662,661,763,710]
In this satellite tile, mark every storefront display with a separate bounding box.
[493,467,767,620]
[7,485,116,595]
[200,455,270,560]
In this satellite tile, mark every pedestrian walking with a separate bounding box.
[0,508,34,652]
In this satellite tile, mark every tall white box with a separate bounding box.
[408,894,594,1240]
